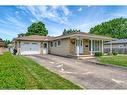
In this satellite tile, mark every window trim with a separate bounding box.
[51,42,53,47]
[57,40,61,46]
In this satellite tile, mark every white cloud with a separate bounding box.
[0,19,7,24]
[78,7,82,12]
[0,28,17,37]
[76,21,102,32]
[18,6,71,24]
[61,6,71,16]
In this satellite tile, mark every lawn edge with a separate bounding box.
[87,58,127,71]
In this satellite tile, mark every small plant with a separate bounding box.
[112,51,118,56]
[94,52,103,56]
[107,52,113,55]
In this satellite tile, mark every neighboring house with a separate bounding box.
[0,38,5,54]
[104,39,127,54]
[13,32,113,57]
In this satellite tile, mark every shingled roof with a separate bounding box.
[14,35,54,41]
[14,32,113,42]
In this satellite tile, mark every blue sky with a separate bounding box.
[0,6,127,40]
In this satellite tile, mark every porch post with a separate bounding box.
[76,38,80,57]
[110,42,112,53]
[101,40,104,53]
[90,39,93,55]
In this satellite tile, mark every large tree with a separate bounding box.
[63,29,81,35]
[89,18,127,38]
[26,22,48,36]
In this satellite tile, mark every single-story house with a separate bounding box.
[13,32,113,57]
[104,39,127,54]
[0,38,5,54]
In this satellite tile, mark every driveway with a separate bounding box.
[27,54,127,89]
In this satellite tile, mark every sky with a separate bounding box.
[0,5,127,40]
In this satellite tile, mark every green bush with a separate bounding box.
[94,52,103,56]
[112,52,118,55]
[107,52,113,55]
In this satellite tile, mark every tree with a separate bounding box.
[18,33,25,37]
[26,22,48,36]
[4,39,11,48]
[89,17,127,38]
[62,29,81,35]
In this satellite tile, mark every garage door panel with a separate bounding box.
[20,42,40,55]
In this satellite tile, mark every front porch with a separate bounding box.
[70,38,104,57]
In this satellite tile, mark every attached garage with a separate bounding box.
[13,35,51,55]
[20,42,41,55]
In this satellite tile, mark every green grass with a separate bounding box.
[0,52,81,89]
[97,55,127,67]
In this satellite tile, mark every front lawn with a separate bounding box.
[97,55,127,67]
[0,52,81,89]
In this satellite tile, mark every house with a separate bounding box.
[0,38,5,54]
[104,39,127,54]
[13,32,113,57]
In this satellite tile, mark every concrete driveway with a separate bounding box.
[27,54,127,89]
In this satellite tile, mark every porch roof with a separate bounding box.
[69,33,114,41]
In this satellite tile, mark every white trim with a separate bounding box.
[76,38,80,57]
[102,40,104,53]
[90,39,93,55]
[110,42,112,53]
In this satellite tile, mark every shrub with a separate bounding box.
[112,52,118,55]
[107,52,113,55]
[94,52,103,56]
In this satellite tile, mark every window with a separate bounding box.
[89,40,100,51]
[54,42,57,47]
[51,42,53,47]
[44,43,47,48]
[58,40,61,46]
[32,43,37,44]
[23,42,29,44]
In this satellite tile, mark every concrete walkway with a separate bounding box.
[27,54,127,89]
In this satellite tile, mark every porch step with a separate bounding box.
[78,55,95,60]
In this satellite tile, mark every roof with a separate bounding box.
[105,39,127,44]
[14,32,113,42]
[51,32,113,40]
[14,35,54,41]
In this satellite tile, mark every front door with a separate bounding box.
[43,42,48,54]
[79,39,83,54]
[75,39,84,54]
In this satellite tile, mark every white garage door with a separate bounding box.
[20,42,41,55]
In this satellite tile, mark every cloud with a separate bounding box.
[61,6,71,16]
[0,28,17,37]
[0,14,27,37]
[76,21,103,32]
[78,7,82,12]
[17,6,71,24]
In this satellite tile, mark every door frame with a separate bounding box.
[75,39,84,54]
[43,42,48,54]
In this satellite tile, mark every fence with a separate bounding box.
[104,48,127,54]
